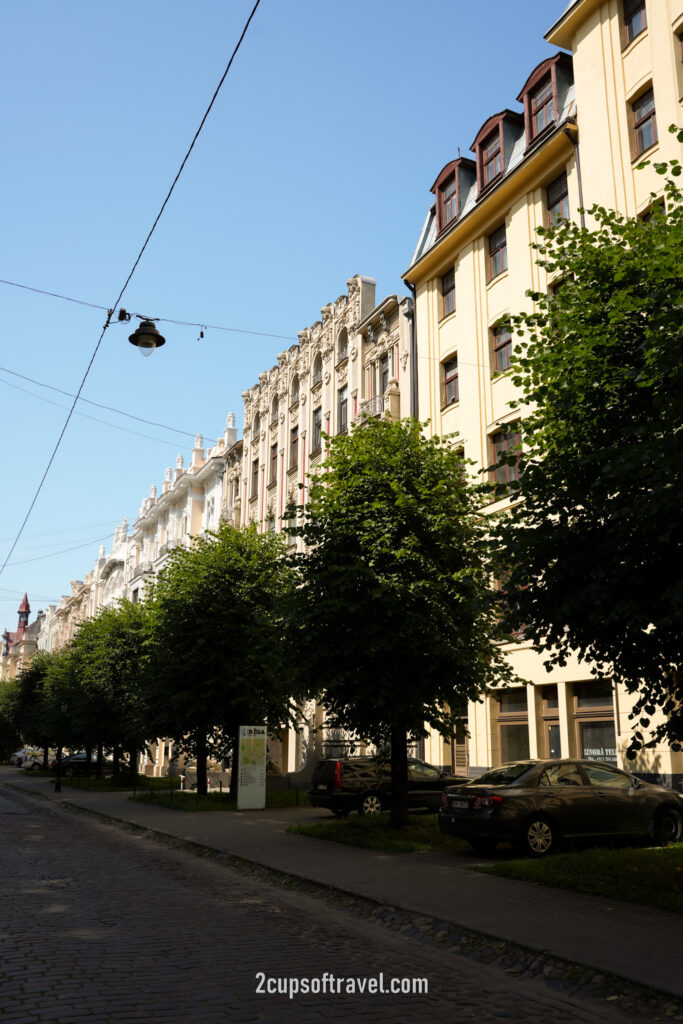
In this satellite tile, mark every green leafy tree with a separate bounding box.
[497,131,683,754]
[146,523,298,795]
[7,651,55,763]
[69,600,152,776]
[0,678,25,760]
[289,417,512,826]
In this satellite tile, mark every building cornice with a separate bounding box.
[545,0,600,49]
[403,126,576,284]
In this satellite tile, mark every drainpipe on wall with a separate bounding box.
[564,123,585,228]
[404,284,418,418]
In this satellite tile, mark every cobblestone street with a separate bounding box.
[0,789,652,1023]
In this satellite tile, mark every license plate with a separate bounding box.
[450,799,468,809]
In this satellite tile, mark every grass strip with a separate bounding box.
[287,812,469,854]
[475,843,683,914]
[129,788,309,812]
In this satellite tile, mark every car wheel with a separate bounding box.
[468,838,498,856]
[360,792,382,815]
[653,807,683,846]
[522,816,556,857]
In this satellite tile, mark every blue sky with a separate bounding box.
[0,0,566,622]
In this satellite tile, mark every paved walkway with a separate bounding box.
[3,768,682,999]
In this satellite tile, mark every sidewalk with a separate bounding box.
[4,767,682,998]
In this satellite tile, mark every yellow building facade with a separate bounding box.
[404,0,683,786]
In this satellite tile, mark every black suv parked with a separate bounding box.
[309,755,469,816]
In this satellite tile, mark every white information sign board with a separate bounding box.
[237,725,267,810]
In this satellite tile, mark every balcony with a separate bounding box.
[355,394,384,422]
[131,562,154,582]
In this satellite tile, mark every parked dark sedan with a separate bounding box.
[49,752,127,777]
[309,755,469,816]
[438,759,683,856]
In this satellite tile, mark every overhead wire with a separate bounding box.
[0,278,298,343]
[0,0,262,582]
[0,364,220,444]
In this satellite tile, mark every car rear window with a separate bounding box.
[472,763,533,786]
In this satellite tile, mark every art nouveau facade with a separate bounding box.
[231,275,414,548]
[404,0,683,786]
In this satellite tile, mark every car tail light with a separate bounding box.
[473,794,503,809]
[333,761,342,791]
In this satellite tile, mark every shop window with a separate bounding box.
[572,681,616,765]
[500,724,530,761]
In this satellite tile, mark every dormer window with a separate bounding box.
[430,158,476,234]
[471,112,523,195]
[531,76,554,136]
[517,54,573,149]
[443,175,457,225]
[482,131,502,186]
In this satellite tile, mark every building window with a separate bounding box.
[337,328,348,363]
[547,171,569,226]
[252,412,260,438]
[250,458,259,499]
[496,687,530,762]
[290,374,299,405]
[379,354,390,395]
[573,681,616,764]
[442,356,458,407]
[270,442,278,485]
[482,130,502,187]
[270,396,279,426]
[624,0,646,45]
[312,406,322,454]
[132,588,139,604]
[492,324,512,373]
[530,75,554,137]
[441,268,455,317]
[442,174,457,225]
[491,428,521,488]
[488,225,507,281]
[337,385,348,434]
[632,88,657,156]
[289,426,298,469]
[312,353,322,386]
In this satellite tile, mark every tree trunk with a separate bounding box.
[128,747,138,782]
[112,745,121,776]
[195,731,208,796]
[389,722,409,828]
[96,743,104,779]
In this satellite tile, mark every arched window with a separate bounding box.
[271,395,279,425]
[312,353,323,385]
[252,412,261,437]
[291,374,299,405]
[337,328,348,362]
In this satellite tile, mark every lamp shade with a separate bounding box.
[128,320,166,356]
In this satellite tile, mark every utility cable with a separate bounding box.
[0,363,220,443]
[0,278,297,342]
[0,0,262,581]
